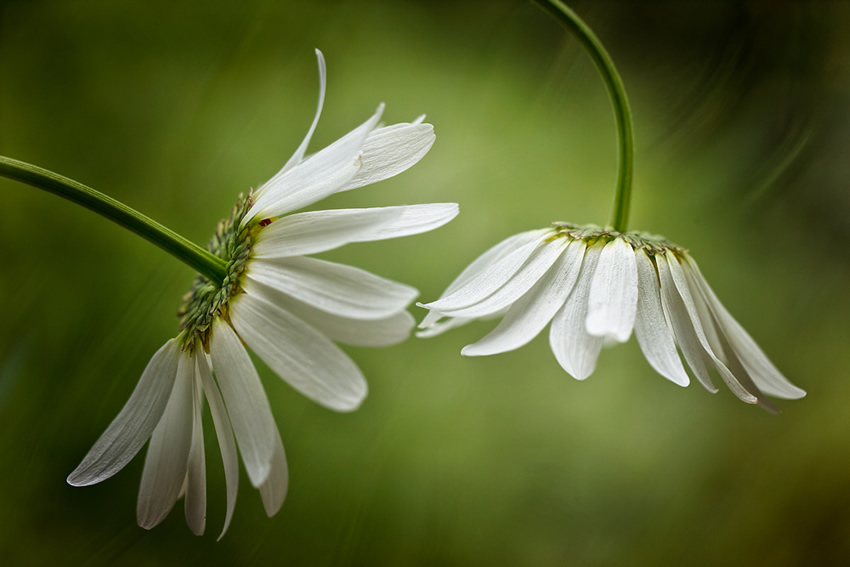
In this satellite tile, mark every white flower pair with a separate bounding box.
[69,50,804,539]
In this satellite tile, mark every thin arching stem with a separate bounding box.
[0,155,227,284]
[533,0,634,232]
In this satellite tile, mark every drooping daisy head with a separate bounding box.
[418,222,805,412]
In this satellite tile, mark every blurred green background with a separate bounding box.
[1,0,849,565]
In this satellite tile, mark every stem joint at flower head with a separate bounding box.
[178,191,269,353]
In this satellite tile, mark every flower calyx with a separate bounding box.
[550,221,687,257]
[178,191,269,353]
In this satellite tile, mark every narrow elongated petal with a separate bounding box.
[249,281,414,346]
[633,249,689,386]
[184,365,207,536]
[416,315,478,338]
[463,239,585,356]
[438,237,568,320]
[421,231,549,314]
[209,320,278,488]
[711,318,779,413]
[247,256,418,320]
[258,429,288,517]
[338,122,436,192]
[549,242,605,380]
[245,104,384,222]
[196,353,239,540]
[360,203,458,241]
[253,203,458,258]
[664,253,758,404]
[678,263,727,362]
[657,254,718,393]
[586,237,638,342]
[255,49,328,199]
[683,255,806,400]
[231,288,367,411]
[419,228,550,328]
[254,207,403,258]
[67,339,182,487]
[137,353,195,530]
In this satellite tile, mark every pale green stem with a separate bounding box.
[533,0,634,233]
[0,155,227,283]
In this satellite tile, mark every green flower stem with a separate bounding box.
[532,0,634,233]
[0,155,227,284]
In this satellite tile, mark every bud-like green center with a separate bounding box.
[550,221,687,256]
[178,192,265,352]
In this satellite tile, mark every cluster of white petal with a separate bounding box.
[418,229,805,412]
[67,49,457,537]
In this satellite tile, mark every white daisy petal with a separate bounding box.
[657,253,718,393]
[681,266,772,408]
[253,203,458,258]
[549,242,605,380]
[67,339,182,487]
[463,239,585,356]
[196,352,239,541]
[428,229,550,299]
[247,255,418,320]
[438,237,568,320]
[633,249,689,386]
[253,207,403,258]
[255,49,328,199]
[683,255,805,400]
[363,203,459,240]
[209,320,277,488]
[258,429,288,517]
[418,229,549,328]
[416,315,478,338]
[338,122,436,192]
[680,263,727,361]
[246,104,385,222]
[247,280,414,346]
[183,363,207,536]
[711,320,780,413]
[586,237,639,342]
[137,353,195,530]
[231,289,367,411]
[664,253,758,404]
[421,231,550,314]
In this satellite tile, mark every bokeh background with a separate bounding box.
[1,1,849,565]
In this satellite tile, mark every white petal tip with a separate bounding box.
[65,475,87,487]
[248,464,273,490]
[773,386,806,400]
[326,394,366,413]
[460,345,482,357]
[670,375,690,388]
[586,326,632,344]
[66,469,103,487]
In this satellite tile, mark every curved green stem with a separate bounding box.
[0,155,227,284]
[533,0,634,232]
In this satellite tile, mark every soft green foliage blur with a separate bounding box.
[2,1,849,565]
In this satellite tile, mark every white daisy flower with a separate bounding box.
[418,223,805,412]
[67,49,458,538]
